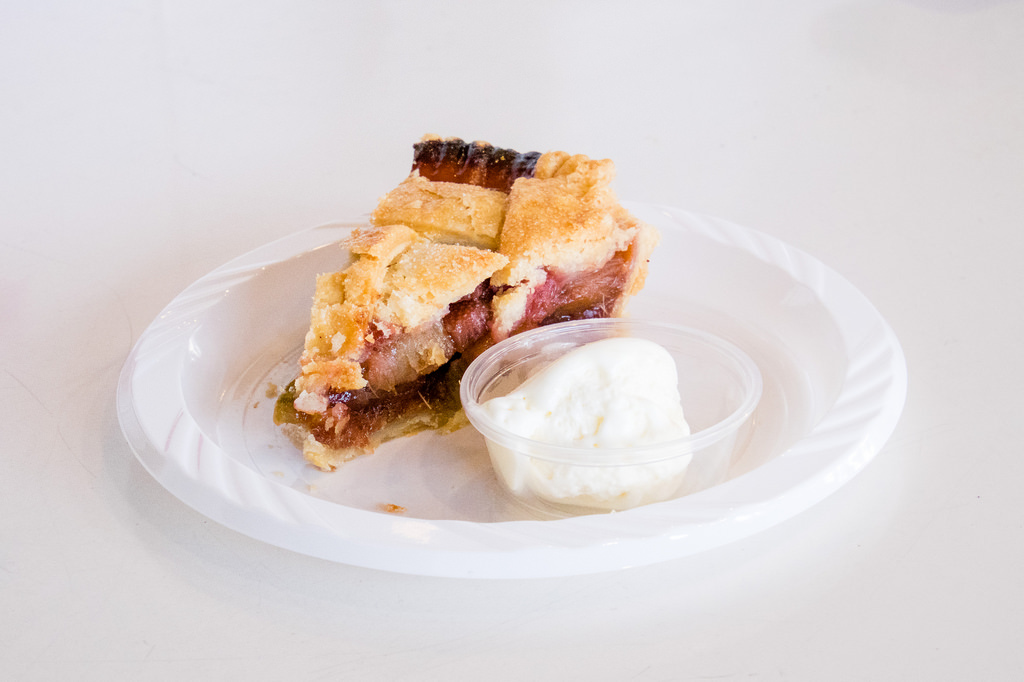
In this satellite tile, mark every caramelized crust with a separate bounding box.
[412,135,541,192]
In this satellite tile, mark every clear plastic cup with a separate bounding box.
[461,319,762,516]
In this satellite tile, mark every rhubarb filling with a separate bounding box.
[276,360,467,452]
[512,248,632,335]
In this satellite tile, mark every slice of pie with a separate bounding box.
[275,136,659,471]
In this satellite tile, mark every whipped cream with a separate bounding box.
[480,337,693,510]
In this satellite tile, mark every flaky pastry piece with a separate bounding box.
[276,223,507,471]
[491,151,659,339]
[370,173,507,250]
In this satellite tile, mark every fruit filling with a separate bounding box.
[513,249,631,335]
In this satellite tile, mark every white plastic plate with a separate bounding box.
[116,204,907,578]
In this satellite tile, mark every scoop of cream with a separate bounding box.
[479,337,693,510]
[481,337,691,448]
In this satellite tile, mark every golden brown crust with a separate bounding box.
[616,205,658,301]
[370,173,507,249]
[347,222,420,261]
[379,238,507,328]
[493,153,627,284]
[296,274,373,396]
[490,151,658,337]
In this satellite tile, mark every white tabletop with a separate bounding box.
[3,1,1022,679]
